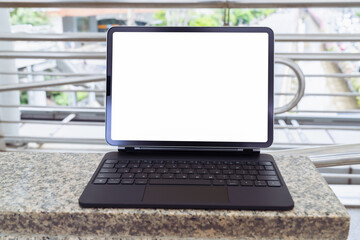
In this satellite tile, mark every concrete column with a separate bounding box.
[0,8,20,150]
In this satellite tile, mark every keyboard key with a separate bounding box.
[218,165,228,170]
[249,170,258,175]
[230,175,242,180]
[230,165,241,170]
[105,159,118,164]
[169,169,182,174]
[216,175,228,180]
[135,173,147,179]
[102,163,115,168]
[165,164,177,168]
[204,165,215,169]
[107,178,120,184]
[212,180,226,186]
[259,171,276,176]
[268,181,281,187]
[259,162,272,166]
[118,160,129,164]
[143,168,155,173]
[121,179,134,185]
[153,164,165,168]
[128,164,139,168]
[222,170,234,175]
[179,164,190,169]
[243,165,254,170]
[236,170,248,175]
[135,179,147,185]
[140,164,152,168]
[254,180,267,187]
[149,174,161,179]
[100,168,117,173]
[93,178,107,184]
[162,174,175,179]
[156,169,168,174]
[227,180,239,186]
[189,174,201,179]
[117,168,130,173]
[122,173,135,179]
[150,179,211,185]
[176,174,188,179]
[131,168,143,173]
[255,166,264,170]
[265,165,274,170]
[196,169,208,174]
[240,180,253,186]
[243,175,256,180]
[209,169,221,174]
[183,169,195,174]
[97,173,121,178]
[115,164,127,168]
[203,174,215,180]
[191,164,202,169]
[257,175,279,181]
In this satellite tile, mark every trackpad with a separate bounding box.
[143,186,229,203]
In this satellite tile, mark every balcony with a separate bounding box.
[0,0,359,239]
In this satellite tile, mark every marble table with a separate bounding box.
[0,152,350,239]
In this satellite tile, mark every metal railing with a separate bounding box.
[1,0,360,8]
[0,1,359,155]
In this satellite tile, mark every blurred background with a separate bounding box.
[0,1,359,238]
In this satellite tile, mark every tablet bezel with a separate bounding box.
[106,26,274,149]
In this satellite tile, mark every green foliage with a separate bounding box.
[357,12,360,18]
[20,91,28,104]
[10,8,49,26]
[76,92,88,101]
[188,12,222,26]
[52,92,68,106]
[231,9,276,26]
[153,10,167,26]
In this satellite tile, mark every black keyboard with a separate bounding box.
[93,159,281,187]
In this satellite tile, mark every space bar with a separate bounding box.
[149,179,211,185]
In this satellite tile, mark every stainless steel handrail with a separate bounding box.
[0,76,105,92]
[0,120,104,126]
[2,71,359,79]
[277,52,360,61]
[274,58,305,114]
[0,51,105,59]
[276,73,360,78]
[2,119,359,131]
[313,155,360,168]
[0,33,106,42]
[1,0,360,8]
[276,92,360,97]
[2,104,360,114]
[2,51,357,61]
[321,173,360,180]
[0,71,98,77]
[0,0,227,8]
[2,33,360,42]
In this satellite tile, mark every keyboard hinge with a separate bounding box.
[239,148,260,154]
[118,146,136,152]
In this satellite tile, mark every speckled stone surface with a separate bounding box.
[0,152,350,239]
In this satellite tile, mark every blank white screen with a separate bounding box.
[111,31,269,142]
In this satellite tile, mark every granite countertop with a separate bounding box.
[0,152,350,239]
